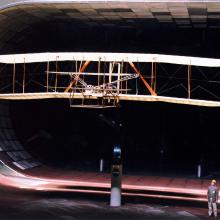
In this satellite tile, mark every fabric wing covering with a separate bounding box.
[0,52,220,67]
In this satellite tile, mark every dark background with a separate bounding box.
[9,99,220,177]
[13,22,220,58]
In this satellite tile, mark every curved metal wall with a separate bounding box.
[0,101,41,171]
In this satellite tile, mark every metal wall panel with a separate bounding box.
[12,161,25,170]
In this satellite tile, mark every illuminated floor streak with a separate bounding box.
[0,92,220,107]
[0,166,211,203]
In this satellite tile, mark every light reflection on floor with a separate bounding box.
[0,160,209,203]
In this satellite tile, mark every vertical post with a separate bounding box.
[103,61,106,96]
[100,158,104,172]
[75,60,81,89]
[151,62,154,88]
[125,62,128,94]
[75,60,77,93]
[109,62,113,83]
[110,145,122,207]
[120,61,123,94]
[22,59,25,94]
[75,60,78,73]
[13,63,15,93]
[55,57,58,92]
[154,62,157,93]
[98,58,101,92]
[197,164,201,178]
[46,61,49,93]
[136,76,138,95]
[110,165,122,206]
[117,63,121,94]
[107,62,112,94]
[188,65,191,99]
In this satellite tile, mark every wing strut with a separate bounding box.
[129,62,157,96]
[64,60,90,93]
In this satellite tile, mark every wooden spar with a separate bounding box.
[154,62,157,93]
[98,58,101,91]
[117,63,120,94]
[55,57,58,92]
[129,62,157,96]
[103,60,106,94]
[120,61,123,94]
[151,62,157,93]
[125,62,128,94]
[188,65,191,99]
[0,92,220,107]
[22,59,25,94]
[109,62,113,83]
[76,60,78,74]
[13,63,15,93]
[151,62,154,88]
[47,61,49,92]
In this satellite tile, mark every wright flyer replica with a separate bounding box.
[0,52,220,107]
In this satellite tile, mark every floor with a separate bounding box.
[0,164,217,219]
[0,163,212,203]
[0,186,212,220]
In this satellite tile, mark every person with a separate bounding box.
[207,179,219,218]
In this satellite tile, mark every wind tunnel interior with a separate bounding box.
[1,3,220,176]
[8,99,220,176]
[2,2,220,57]
[6,23,220,58]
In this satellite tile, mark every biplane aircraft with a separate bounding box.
[0,52,220,107]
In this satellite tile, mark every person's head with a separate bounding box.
[211,179,216,185]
